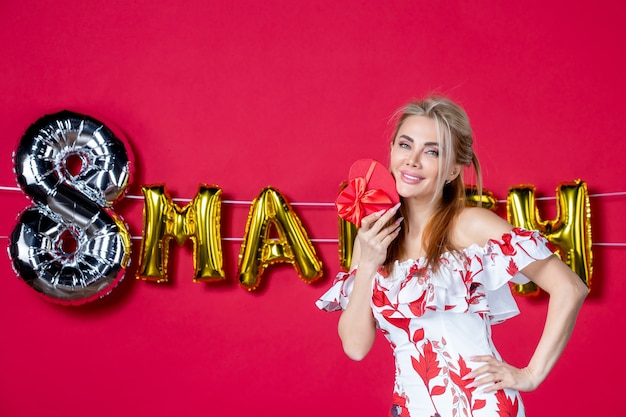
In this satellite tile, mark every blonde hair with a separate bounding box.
[385,96,482,270]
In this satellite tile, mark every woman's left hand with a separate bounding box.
[463,355,540,393]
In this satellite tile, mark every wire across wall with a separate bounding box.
[1,185,625,246]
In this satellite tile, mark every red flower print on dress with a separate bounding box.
[505,258,519,276]
[384,317,412,340]
[449,356,486,412]
[412,327,425,343]
[458,268,474,286]
[468,282,486,308]
[408,263,429,285]
[334,271,351,298]
[494,233,516,256]
[545,240,559,253]
[375,282,413,339]
[495,389,520,417]
[373,283,402,316]
[512,227,534,239]
[373,285,394,309]
[412,341,443,396]
[408,291,427,317]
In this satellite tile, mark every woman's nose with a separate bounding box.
[406,153,420,166]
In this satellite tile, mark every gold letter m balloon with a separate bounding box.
[238,187,323,291]
[507,180,592,295]
[137,184,225,283]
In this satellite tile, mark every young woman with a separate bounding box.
[317,96,587,416]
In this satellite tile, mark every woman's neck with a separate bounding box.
[398,198,440,261]
[402,197,438,233]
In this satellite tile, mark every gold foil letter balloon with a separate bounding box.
[465,185,498,211]
[137,184,225,283]
[338,216,358,271]
[238,187,323,291]
[507,180,592,296]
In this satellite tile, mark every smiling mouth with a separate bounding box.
[401,172,423,182]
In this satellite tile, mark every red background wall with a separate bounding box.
[1,1,624,416]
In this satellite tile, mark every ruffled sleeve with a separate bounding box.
[472,227,555,323]
[478,227,555,286]
[315,268,357,312]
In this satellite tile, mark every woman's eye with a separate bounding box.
[426,149,439,156]
[399,142,410,149]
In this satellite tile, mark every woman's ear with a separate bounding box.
[448,164,463,182]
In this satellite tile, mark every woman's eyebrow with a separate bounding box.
[398,135,439,147]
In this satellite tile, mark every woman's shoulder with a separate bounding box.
[452,206,514,248]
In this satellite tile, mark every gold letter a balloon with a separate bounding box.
[238,187,323,291]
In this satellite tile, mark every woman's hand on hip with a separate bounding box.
[464,355,541,393]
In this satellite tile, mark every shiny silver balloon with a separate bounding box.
[9,111,133,305]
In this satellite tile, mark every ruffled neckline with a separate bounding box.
[390,240,501,269]
[371,228,553,323]
[316,228,555,324]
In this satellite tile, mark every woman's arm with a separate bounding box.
[469,256,587,392]
[337,241,378,361]
[337,204,402,361]
[513,256,588,388]
[459,208,588,391]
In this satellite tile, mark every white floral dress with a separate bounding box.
[316,228,555,417]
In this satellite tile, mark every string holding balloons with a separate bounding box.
[237,187,323,291]
[8,112,324,304]
[6,112,593,304]
[136,184,323,291]
[9,111,133,305]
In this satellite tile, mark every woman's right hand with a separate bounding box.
[338,202,402,361]
[355,203,403,271]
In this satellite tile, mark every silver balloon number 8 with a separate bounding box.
[9,111,133,305]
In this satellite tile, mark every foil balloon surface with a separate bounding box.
[137,184,225,283]
[465,185,498,211]
[507,180,592,296]
[9,111,133,305]
[338,216,358,271]
[238,187,323,291]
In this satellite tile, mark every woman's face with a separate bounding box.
[389,115,455,202]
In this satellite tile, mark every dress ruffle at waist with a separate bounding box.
[315,228,555,324]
